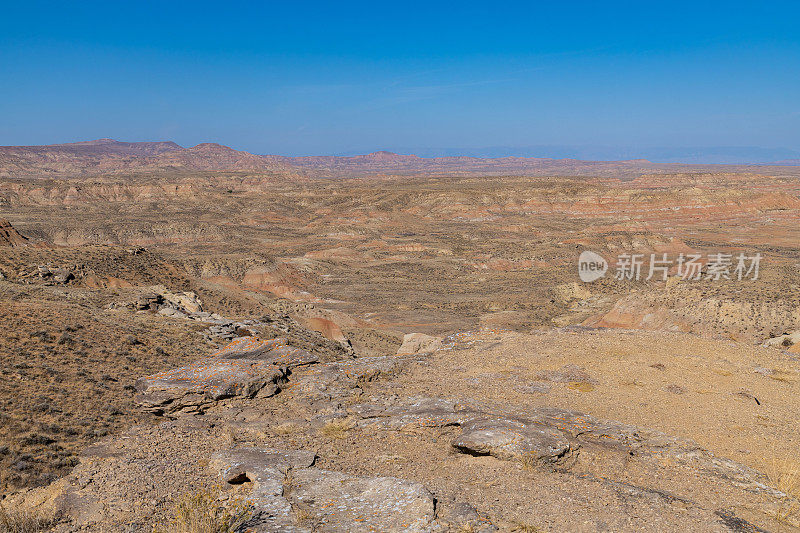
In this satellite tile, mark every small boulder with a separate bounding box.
[763,331,800,350]
[396,333,442,355]
[135,292,161,310]
[452,417,571,465]
[51,267,74,284]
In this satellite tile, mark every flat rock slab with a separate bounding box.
[288,468,436,533]
[210,447,317,533]
[355,397,478,429]
[210,447,436,533]
[135,337,318,415]
[452,417,571,464]
[211,447,317,482]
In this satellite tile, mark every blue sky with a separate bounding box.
[1,1,799,158]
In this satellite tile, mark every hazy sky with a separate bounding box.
[2,1,799,156]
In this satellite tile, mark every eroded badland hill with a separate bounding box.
[1,143,800,532]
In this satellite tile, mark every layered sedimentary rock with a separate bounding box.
[0,218,28,247]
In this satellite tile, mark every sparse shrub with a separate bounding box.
[28,331,52,343]
[55,333,73,345]
[20,434,54,447]
[153,488,252,533]
[124,335,141,345]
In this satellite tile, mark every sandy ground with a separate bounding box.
[394,328,800,473]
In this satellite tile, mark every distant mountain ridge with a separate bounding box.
[275,150,656,177]
[0,141,656,178]
[365,145,800,164]
[766,159,800,166]
[2,139,800,179]
[2,138,183,158]
[50,138,182,156]
[0,139,295,178]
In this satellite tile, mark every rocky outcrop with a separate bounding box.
[585,288,800,342]
[109,286,270,341]
[350,396,775,495]
[36,264,74,283]
[288,354,419,407]
[763,330,800,353]
[0,218,28,247]
[14,330,793,532]
[209,447,317,532]
[135,337,318,415]
[134,285,203,315]
[209,445,488,532]
[396,333,442,355]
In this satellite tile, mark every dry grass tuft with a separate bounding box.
[567,381,594,392]
[319,417,356,439]
[519,452,540,471]
[272,422,301,435]
[292,506,312,524]
[768,369,796,384]
[220,427,239,448]
[283,468,297,495]
[0,503,58,533]
[510,521,543,532]
[766,456,800,524]
[153,488,252,533]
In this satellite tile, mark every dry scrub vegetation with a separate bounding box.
[0,503,58,533]
[153,488,252,533]
[767,456,800,524]
[319,417,356,439]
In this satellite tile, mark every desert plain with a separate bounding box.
[1,139,800,532]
